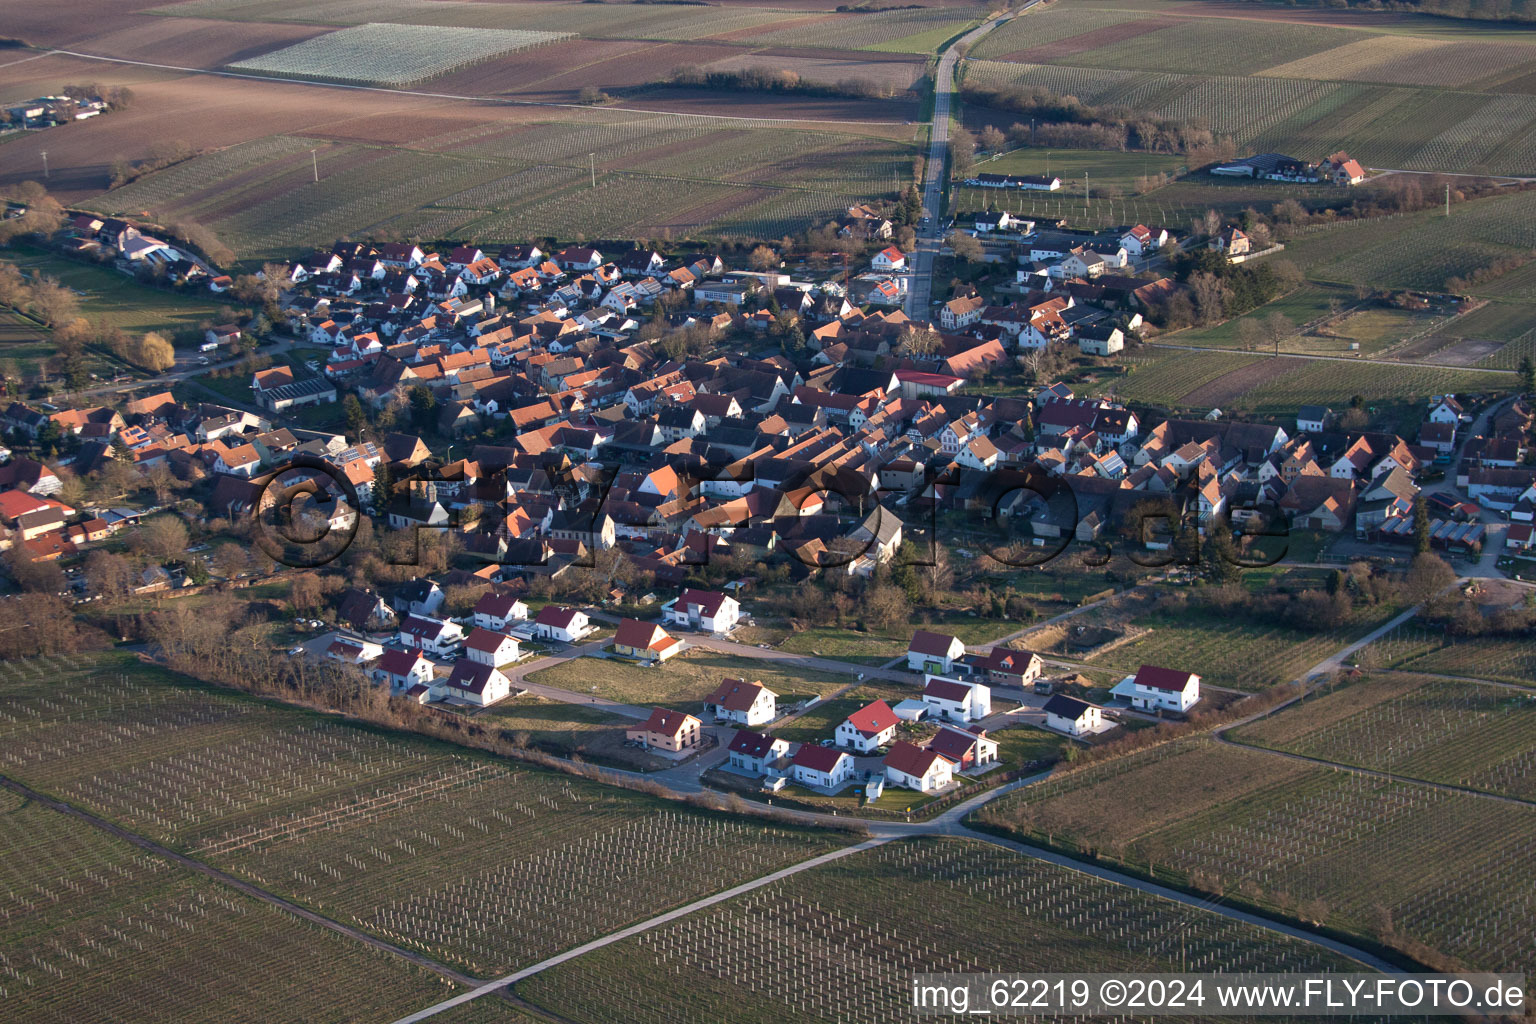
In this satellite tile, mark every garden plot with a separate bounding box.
[229,23,572,87]
[517,838,1358,1023]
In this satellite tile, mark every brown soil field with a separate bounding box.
[1180,356,1306,407]
[994,17,1177,62]
[185,146,387,223]
[2,0,168,49]
[50,16,334,67]
[292,111,494,146]
[612,85,915,122]
[427,38,660,97]
[653,183,779,229]
[705,13,842,42]
[1165,1,1473,29]
[702,52,927,93]
[523,41,757,100]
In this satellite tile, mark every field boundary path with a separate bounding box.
[1147,342,1518,375]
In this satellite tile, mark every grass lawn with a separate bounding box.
[480,695,670,771]
[992,723,1069,769]
[2,242,233,339]
[525,648,852,709]
[865,20,978,54]
[770,680,918,744]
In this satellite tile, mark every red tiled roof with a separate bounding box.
[1133,664,1197,692]
[883,740,945,778]
[844,700,899,737]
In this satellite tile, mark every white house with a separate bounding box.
[705,678,777,727]
[463,627,520,667]
[532,605,592,643]
[1110,664,1202,713]
[1043,694,1105,737]
[790,744,855,790]
[394,579,444,617]
[1428,395,1464,426]
[883,740,953,793]
[665,588,741,633]
[871,246,907,273]
[373,648,434,693]
[834,700,900,753]
[325,638,383,666]
[727,729,789,775]
[907,629,966,675]
[473,591,528,631]
[1119,225,1167,257]
[1077,325,1124,357]
[397,614,465,657]
[444,659,511,706]
[922,676,992,722]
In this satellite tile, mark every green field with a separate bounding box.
[1362,623,1536,687]
[0,652,847,979]
[2,242,231,338]
[1171,286,1446,357]
[768,680,916,744]
[0,789,460,1024]
[966,146,1187,194]
[976,739,1536,977]
[1231,672,1536,800]
[515,836,1362,1023]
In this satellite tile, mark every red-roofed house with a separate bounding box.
[473,591,529,631]
[613,618,683,663]
[906,629,966,674]
[835,699,900,753]
[970,647,1043,688]
[883,740,953,792]
[463,627,520,667]
[871,246,907,272]
[664,587,740,633]
[373,648,435,693]
[627,707,701,752]
[704,678,776,727]
[1110,664,1201,713]
[922,676,991,722]
[790,743,854,789]
[532,605,592,643]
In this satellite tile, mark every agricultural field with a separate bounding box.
[476,697,666,770]
[977,740,1536,977]
[1097,349,1267,407]
[515,837,1363,1023]
[0,652,849,979]
[0,309,63,381]
[737,5,985,52]
[1231,673,1536,800]
[228,24,574,88]
[1084,603,1402,691]
[0,791,461,1023]
[1361,622,1536,687]
[524,647,850,709]
[768,680,916,744]
[1171,285,1446,357]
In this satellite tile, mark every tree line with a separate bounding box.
[662,65,907,101]
[958,83,1234,160]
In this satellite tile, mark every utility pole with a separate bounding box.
[40,150,48,179]
[1444,183,1450,217]
[311,149,318,183]
[1084,172,1089,208]
[589,153,596,188]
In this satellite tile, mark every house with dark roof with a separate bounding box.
[532,605,592,643]
[922,676,991,723]
[473,591,528,631]
[1043,694,1106,737]
[926,726,998,771]
[613,618,682,663]
[372,648,435,693]
[664,587,741,633]
[444,658,511,706]
[789,743,855,790]
[726,729,788,774]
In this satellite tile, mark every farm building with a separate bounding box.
[965,172,1062,191]
[704,678,777,727]
[1110,665,1201,713]
[627,708,702,752]
[1209,153,1315,181]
